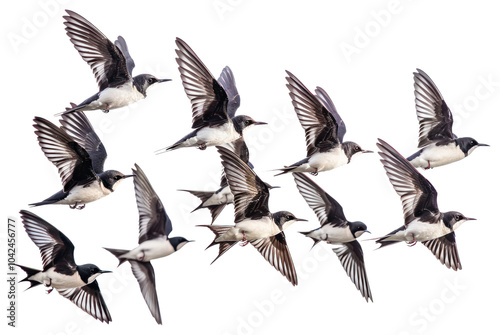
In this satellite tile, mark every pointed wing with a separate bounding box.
[250,232,298,286]
[315,87,346,143]
[421,232,462,271]
[332,241,373,302]
[114,35,136,76]
[57,281,112,323]
[60,107,107,173]
[377,139,440,226]
[133,164,171,244]
[175,38,229,128]
[292,172,347,227]
[217,146,270,223]
[64,10,131,91]
[20,210,75,272]
[129,261,162,324]
[286,71,340,157]
[33,116,96,192]
[219,137,250,187]
[218,66,240,118]
[413,69,454,147]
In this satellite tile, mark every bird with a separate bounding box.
[29,107,133,209]
[56,10,170,116]
[180,137,278,224]
[15,210,112,323]
[155,38,266,153]
[275,71,371,176]
[407,69,488,169]
[375,138,475,270]
[292,172,372,302]
[104,164,193,325]
[198,146,307,286]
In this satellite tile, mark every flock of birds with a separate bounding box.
[15,9,488,325]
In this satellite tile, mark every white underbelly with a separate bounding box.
[390,220,451,242]
[92,84,144,110]
[216,217,278,242]
[32,268,85,289]
[57,181,110,205]
[313,226,355,244]
[123,237,173,262]
[308,148,347,172]
[415,143,465,168]
[203,187,233,206]
[196,123,240,146]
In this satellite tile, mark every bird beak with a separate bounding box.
[364,230,371,234]
[295,218,308,222]
[253,121,267,126]
[123,174,135,179]
[188,240,195,243]
[158,78,172,83]
[362,150,374,154]
[269,185,281,189]
[99,270,112,274]
[477,143,489,147]
[465,217,477,221]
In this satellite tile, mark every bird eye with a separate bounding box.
[114,176,121,180]
[455,214,462,221]
[148,78,155,84]
[286,215,294,221]
[245,120,252,125]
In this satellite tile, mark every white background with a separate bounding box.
[2,1,499,334]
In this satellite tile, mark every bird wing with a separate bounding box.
[20,210,75,272]
[129,261,162,324]
[175,38,229,128]
[286,71,340,157]
[132,164,171,244]
[332,240,373,302]
[421,232,462,271]
[60,106,107,174]
[218,66,240,118]
[64,10,131,91]
[217,146,270,223]
[114,35,136,76]
[292,172,347,227]
[315,87,346,143]
[57,281,112,323]
[377,139,440,226]
[33,116,96,192]
[413,69,454,148]
[219,137,250,187]
[250,232,298,286]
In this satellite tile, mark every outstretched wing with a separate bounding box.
[421,232,462,271]
[64,10,131,91]
[218,66,240,118]
[175,38,229,128]
[129,261,162,324]
[114,35,136,76]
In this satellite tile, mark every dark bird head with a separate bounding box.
[272,211,307,231]
[133,74,171,96]
[348,221,370,238]
[443,211,475,231]
[342,141,373,162]
[99,170,134,192]
[456,137,489,156]
[169,236,194,251]
[232,115,267,135]
[77,264,112,284]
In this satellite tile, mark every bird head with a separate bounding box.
[273,211,307,231]
[99,170,134,192]
[133,74,171,96]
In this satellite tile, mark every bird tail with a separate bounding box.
[180,190,227,224]
[103,248,130,267]
[273,166,296,176]
[14,264,42,290]
[55,102,82,117]
[197,225,237,264]
[373,226,405,249]
[299,230,322,250]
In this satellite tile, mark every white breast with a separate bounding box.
[420,143,465,168]
[32,268,85,289]
[203,187,233,207]
[57,180,109,205]
[196,122,240,146]
[122,237,173,262]
[308,148,348,172]
[96,83,144,110]
[403,219,451,242]
[321,225,355,244]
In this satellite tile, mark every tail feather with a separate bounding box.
[274,167,296,176]
[55,102,84,117]
[14,264,42,290]
[211,242,237,264]
[374,226,405,249]
[103,248,130,267]
[198,225,237,263]
[181,190,228,224]
[299,230,322,250]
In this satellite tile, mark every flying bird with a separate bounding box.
[275,71,371,176]
[30,108,133,209]
[104,164,193,324]
[292,172,372,302]
[57,10,170,116]
[198,146,306,286]
[15,210,112,323]
[407,69,488,169]
[155,38,266,153]
[376,138,475,270]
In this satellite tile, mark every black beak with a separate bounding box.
[362,150,374,154]
[364,230,371,234]
[158,78,172,83]
[465,217,477,221]
[295,218,308,222]
[122,174,135,179]
[477,143,489,147]
[253,121,267,126]
[269,185,281,189]
[99,270,112,274]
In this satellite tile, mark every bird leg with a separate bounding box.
[406,234,417,247]
[76,204,85,210]
[45,279,53,294]
[424,161,431,170]
[310,169,319,176]
[240,232,249,247]
[69,203,78,209]
[198,143,207,150]
[46,288,54,294]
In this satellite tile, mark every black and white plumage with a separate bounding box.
[155,38,266,153]
[29,108,133,209]
[292,172,372,302]
[104,164,192,325]
[15,210,112,323]
[275,71,371,176]
[376,139,475,270]
[407,69,488,169]
[198,146,306,286]
[57,10,170,116]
